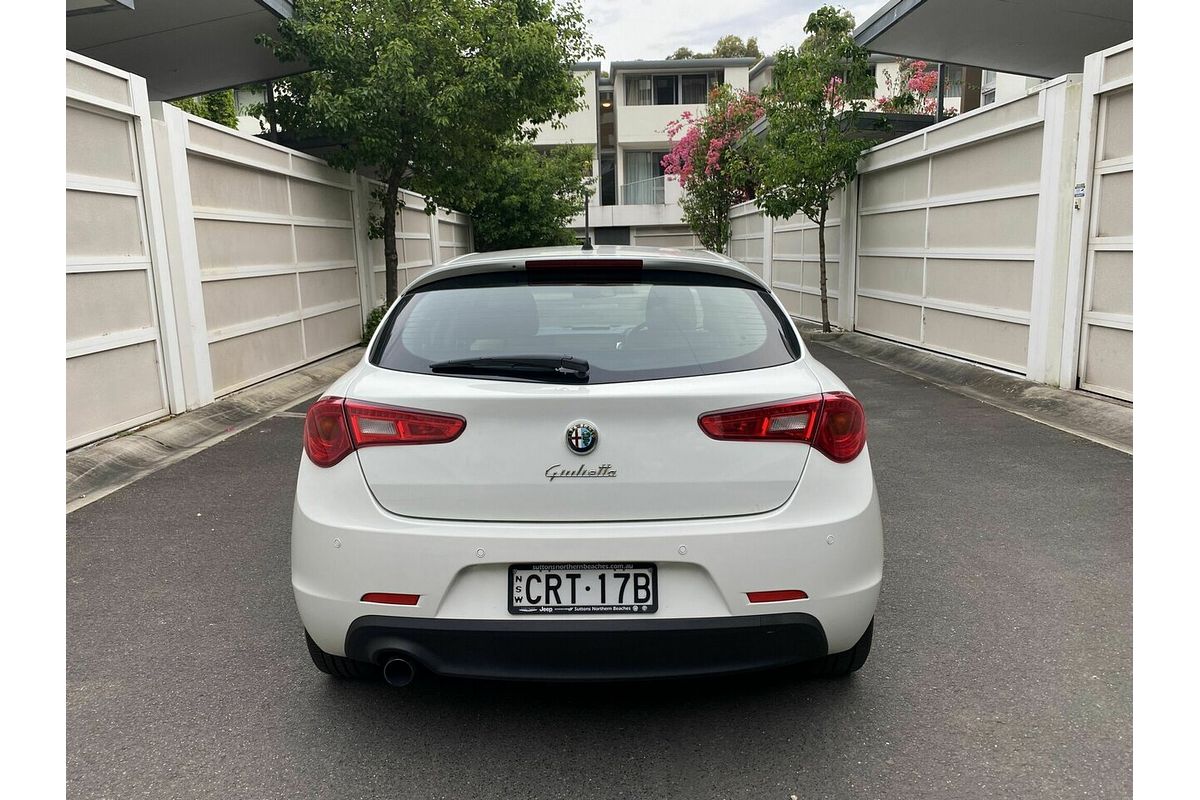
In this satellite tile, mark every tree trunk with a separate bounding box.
[818,206,831,333]
[383,172,401,305]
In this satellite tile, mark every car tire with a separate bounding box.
[804,618,873,679]
[305,630,381,681]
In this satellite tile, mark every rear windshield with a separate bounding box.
[371,269,800,384]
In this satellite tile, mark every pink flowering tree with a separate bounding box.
[661,85,764,251]
[877,58,940,115]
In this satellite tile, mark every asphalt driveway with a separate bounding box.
[66,344,1131,800]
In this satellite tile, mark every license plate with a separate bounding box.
[508,562,658,615]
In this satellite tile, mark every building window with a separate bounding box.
[600,154,616,206]
[681,74,709,104]
[654,75,678,105]
[599,90,615,148]
[848,64,877,100]
[622,150,669,204]
[626,73,719,106]
[943,65,964,98]
[980,70,997,106]
[626,76,653,105]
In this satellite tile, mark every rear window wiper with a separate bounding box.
[429,355,590,381]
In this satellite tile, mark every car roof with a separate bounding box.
[404,245,768,293]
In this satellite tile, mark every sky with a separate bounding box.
[579,0,891,66]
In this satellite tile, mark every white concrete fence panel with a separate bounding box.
[66,51,472,449]
[155,105,365,399]
[728,204,765,280]
[631,226,703,250]
[1063,42,1133,401]
[851,86,1078,374]
[66,54,179,449]
[734,41,1132,402]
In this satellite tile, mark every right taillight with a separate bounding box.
[303,396,466,468]
[698,392,867,463]
[812,393,868,463]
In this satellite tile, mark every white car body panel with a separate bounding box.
[292,246,882,678]
[293,441,882,656]
[349,360,824,521]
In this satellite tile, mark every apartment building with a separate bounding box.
[534,57,756,249]
[536,52,1046,249]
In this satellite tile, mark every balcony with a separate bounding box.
[621,175,665,205]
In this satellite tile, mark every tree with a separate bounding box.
[666,35,762,60]
[259,0,599,303]
[755,6,874,332]
[712,35,761,59]
[465,142,593,252]
[172,89,239,128]
[876,58,940,115]
[661,85,764,251]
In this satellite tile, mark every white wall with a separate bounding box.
[749,64,773,94]
[532,69,601,208]
[533,69,598,147]
[66,53,178,449]
[1062,42,1133,400]
[738,43,1134,401]
[992,72,1044,105]
[67,51,473,448]
[850,90,1061,373]
[724,66,750,91]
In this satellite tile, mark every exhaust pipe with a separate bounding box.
[382,656,417,688]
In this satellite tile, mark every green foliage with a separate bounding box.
[362,304,388,345]
[465,143,593,252]
[712,35,761,59]
[667,35,761,60]
[258,0,600,302]
[755,5,873,331]
[662,86,764,251]
[172,89,239,128]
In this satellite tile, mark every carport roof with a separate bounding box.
[853,0,1132,79]
[66,0,306,100]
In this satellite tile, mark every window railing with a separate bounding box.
[620,175,665,205]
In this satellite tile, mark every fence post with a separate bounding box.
[837,178,860,332]
[762,212,774,287]
[1026,75,1084,385]
[149,101,214,409]
[429,210,442,267]
[1058,55,1105,391]
[130,75,186,415]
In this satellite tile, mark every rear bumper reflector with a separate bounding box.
[747,590,808,603]
[361,593,420,606]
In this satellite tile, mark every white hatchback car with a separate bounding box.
[294,246,882,686]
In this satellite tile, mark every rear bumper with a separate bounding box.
[293,443,883,665]
[345,613,827,681]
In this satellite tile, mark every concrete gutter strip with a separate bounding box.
[66,347,365,513]
[808,332,1132,454]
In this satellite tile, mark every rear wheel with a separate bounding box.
[305,630,381,681]
[803,618,873,679]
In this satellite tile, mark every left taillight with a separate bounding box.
[698,392,867,463]
[303,397,466,468]
[304,396,355,468]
